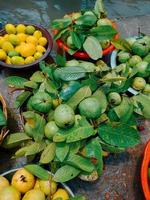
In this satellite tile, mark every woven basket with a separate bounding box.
[0,93,8,145]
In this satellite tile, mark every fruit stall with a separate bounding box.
[0,0,150,199]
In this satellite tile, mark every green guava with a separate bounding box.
[132,77,146,90]
[54,104,75,128]
[108,92,122,106]
[132,41,149,57]
[143,53,150,63]
[31,92,52,113]
[44,121,59,140]
[79,97,101,119]
[117,51,131,63]
[128,55,142,67]
[100,40,110,49]
[143,84,150,93]
[135,61,148,77]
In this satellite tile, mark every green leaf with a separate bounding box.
[66,154,95,173]
[131,94,150,119]
[53,28,69,40]
[81,77,98,92]
[52,17,72,30]
[0,108,6,126]
[40,143,56,164]
[24,81,38,89]
[67,86,92,110]
[15,146,29,158]
[111,38,131,52]
[24,164,50,180]
[71,31,82,49]
[99,139,125,153]
[30,71,45,83]
[56,142,70,162]
[54,66,86,81]
[14,91,31,109]
[98,123,140,148]
[2,133,31,149]
[92,89,108,113]
[94,0,107,18]
[25,142,46,156]
[83,36,102,60]
[75,15,97,26]
[90,25,117,40]
[69,142,81,154]
[5,76,28,88]
[53,165,80,182]
[44,79,58,95]
[56,54,66,67]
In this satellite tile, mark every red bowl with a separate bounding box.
[0,24,53,69]
[141,140,150,200]
[54,21,119,59]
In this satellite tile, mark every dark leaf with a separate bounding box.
[5,76,28,88]
[14,91,31,109]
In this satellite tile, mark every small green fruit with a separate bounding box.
[128,55,142,67]
[108,92,122,106]
[143,53,150,63]
[100,40,110,49]
[54,104,75,128]
[132,41,149,57]
[117,51,131,63]
[44,121,59,139]
[135,61,148,77]
[143,84,150,93]
[8,51,19,57]
[132,77,146,90]
[79,97,101,119]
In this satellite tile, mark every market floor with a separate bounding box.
[0,0,150,26]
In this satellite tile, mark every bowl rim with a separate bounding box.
[0,23,53,69]
[1,167,75,197]
[54,20,119,59]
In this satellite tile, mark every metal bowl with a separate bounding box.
[0,24,53,69]
[1,168,74,198]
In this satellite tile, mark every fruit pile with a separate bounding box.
[0,167,71,200]
[0,24,47,65]
[115,36,150,93]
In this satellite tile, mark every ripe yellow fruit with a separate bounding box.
[11,168,35,193]
[15,45,22,53]
[0,176,9,192]
[5,56,12,64]
[25,25,35,35]
[34,52,43,60]
[52,189,69,200]
[17,33,27,42]
[20,43,36,57]
[22,189,45,200]
[0,186,21,200]
[26,36,38,45]
[36,45,46,53]
[9,34,20,46]
[38,37,47,46]
[33,30,42,39]
[2,41,14,53]
[16,24,26,33]
[0,37,6,48]
[11,56,25,65]
[5,24,16,34]
[24,56,35,64]
[38,179,57,195]
[3,34,9,41]
[0,49,7,60]
[34,180,40,190]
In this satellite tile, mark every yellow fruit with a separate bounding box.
[6,56,12,64]
[34,52,43,60]
[11,56,25,65]
[2,41,14,53]
[52,189,69,200]
[36,45,46,53]
[38,179,57,195]
[0,37,6,48]
[33,30,42,39]
[0,49,7,60]
[17,33,27,42]
[15,45,22,53]
[16,24,26,33]
[9,34,20,46]
[25,25,35,35]
[34,180,40,189]
[20,43,36,57]
[3,34,9,41]
[11,168,35,193]
[24,56,35,64]
[0,186,20,200]
[22,189,45,200]
[38,37,47,46]
[0,176,9,192]
[26,36,38,45]
[5,24,16,34]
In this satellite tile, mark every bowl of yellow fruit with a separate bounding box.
[0,166,74,200]
[0,23,53,69]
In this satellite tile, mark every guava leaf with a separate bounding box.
[83,36,102,60]
[99,139,125,153]
[0,108,6,126]
[56,54,66,67]
[25,142,46,156]
[5,76,28,88]
[67,86,92,110]
[81,77,98,92]
[70,195,86,200]
[71,31,82,49]
[98,123,140,148]
[66,154,95,173]
[53,165,81,182]
[24,81,38,89]
[52,17,72,30]
[14,91,31,109]
[56,142,70,162]
[111,38,131,52]
[94,0,107,18]
[30,71,45,83]
[131,94,150,119]
[53,28,69,40]
[40,143,56,164]
[75,15,97,26]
